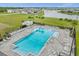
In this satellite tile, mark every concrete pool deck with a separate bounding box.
[0,24,73,56]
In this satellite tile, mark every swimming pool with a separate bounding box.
[13,28,55,56]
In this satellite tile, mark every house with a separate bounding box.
[7,9,15,13]
[7,8,41,14]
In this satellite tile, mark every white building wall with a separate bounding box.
[22,21,33,26]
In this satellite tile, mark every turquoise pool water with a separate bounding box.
[13,28,55,55]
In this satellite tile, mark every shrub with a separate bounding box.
[0,34,3,41]
[41,16,44,19]
[72,20,78,27]
[67,19,72,22]
[21,25,27,28]
[5,32,11,38]
[28,16,34,19]
[59,18,63,20]
[0,38,3,41]
[64,18,68,21]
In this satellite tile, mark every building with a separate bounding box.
[22,20,33,26]
[7,8,41,14]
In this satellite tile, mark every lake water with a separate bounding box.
[44,10,79,20]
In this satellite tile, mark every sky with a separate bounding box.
[0,3,79,7]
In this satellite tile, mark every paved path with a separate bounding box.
[0,13,19,16]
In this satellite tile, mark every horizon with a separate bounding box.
[0,3,79,7]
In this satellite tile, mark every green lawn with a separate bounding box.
[0,13,79,55]
[0,14,29,35]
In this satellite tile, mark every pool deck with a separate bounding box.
[0,24,73,56]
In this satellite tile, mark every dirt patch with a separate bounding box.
[0,23,10,30]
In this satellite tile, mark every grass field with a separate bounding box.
[0,14,27,35]
[0,13,79,55]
